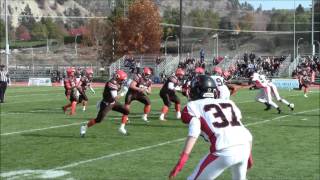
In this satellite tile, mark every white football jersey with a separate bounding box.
[252,73,268,88]
[183,98,252,154]
[210,75,230,100]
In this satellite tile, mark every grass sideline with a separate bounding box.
[0,86,319,180]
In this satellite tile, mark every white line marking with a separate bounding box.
[245,109,319,126]
[1,122,84,136]
[53,138,185,170]
[38,108,320,171]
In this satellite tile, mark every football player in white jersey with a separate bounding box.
[211,67,231,100]
[260,75,294,111]
[169,75,253,180]
[251,72,281,113]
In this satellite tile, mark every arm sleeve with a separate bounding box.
[188,117,201,138]
[168,82,175,90]
[110,90,117,98]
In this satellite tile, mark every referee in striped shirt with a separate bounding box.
[0,64,9,103]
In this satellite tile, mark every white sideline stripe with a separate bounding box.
[245,108,319,126]
[53,138,185,170]
[44,108,319,171]
[1,122,84,136]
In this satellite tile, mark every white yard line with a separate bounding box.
[53,138,185,170]
[8,108,316,172]
[0,122,84,136]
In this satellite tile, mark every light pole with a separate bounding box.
[314,40,320,56]
[293,0,296,60]
[191,39,202,58]
[75,34,80,56]
[165,35,174,57]
[176,36,180,60]
[297,38,303,58]
[211,33,219,58]
[31,46,34,76]
[311,0,315,56]
[46,36,49,56]
[5,0,9,71]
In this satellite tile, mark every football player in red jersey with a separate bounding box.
[62,67,81,115]
[222,70,237,96]
[78,68,95,111]
[80,70,130,136]
[122,67,153,123]
[182,67,205,98]
[299,69,311,98]
[159,68,185,121]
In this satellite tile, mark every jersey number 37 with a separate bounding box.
[204,103,240,128]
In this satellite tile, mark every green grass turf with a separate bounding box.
[0,86,319,180]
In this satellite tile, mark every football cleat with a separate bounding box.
[176,112,181,119]
[80,124,87,137]
[142,114,149,122]
[264,103,271,111]
[289,104,294,111]
[159,114,166,121]
[118,127,127,135]
[304,94,308,98]
[277,108,281,114]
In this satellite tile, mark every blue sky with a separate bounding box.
[239,0,312,10]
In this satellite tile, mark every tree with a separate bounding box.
[162,8,181,38]
[239,13,254,31]
[31,22,48,40]
[36,0,45,9]
[188,9,220,36]
[296,4,304,15]
[83,19,109,47]
[19,5,36,31]
[16,25,31,41]
[41,18,65,40]
[267,10,293,31]
[115,0,162,55]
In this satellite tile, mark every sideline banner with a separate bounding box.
[28,78,52,86]
[271,79,299,89]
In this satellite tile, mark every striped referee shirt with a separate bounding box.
[0,70,9,82]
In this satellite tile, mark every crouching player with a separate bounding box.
[169,75,253,180]
[80,70,130,137]
[78,68,95,111]
[122,67,153,122]
[159,68,185,121]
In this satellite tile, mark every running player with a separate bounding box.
[251,72,281,113]
[122,67,153,123]
[299,69,311,98]
[62,67,81,115]
[80,70,130,136]
[78,68,95,111]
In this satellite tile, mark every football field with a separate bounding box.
[1,86,319,180]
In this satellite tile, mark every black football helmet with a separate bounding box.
[189,75,217,101]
